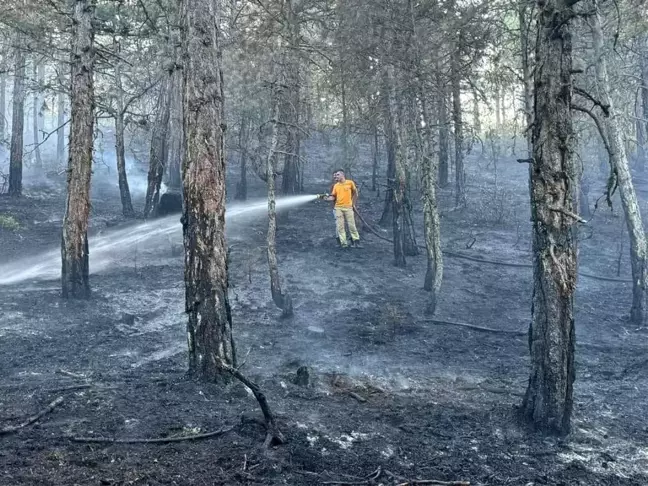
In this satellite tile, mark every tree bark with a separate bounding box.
[181,0,236,380]
[113,42,134,218]
[61,0,96,299]
[9,39,26,197]
[451,48,465,207]
[522,0,577,436]
[144,76,172,218]
[590,4,648,325]
[32,61,43,168]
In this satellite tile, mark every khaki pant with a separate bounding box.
[335,207,360,246]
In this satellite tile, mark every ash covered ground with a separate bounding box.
[0,135,647,485]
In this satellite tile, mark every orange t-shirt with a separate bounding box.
[331,180,356,208]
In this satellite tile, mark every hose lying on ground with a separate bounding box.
[352,207,633,284]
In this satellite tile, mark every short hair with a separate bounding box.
[333,169,345,175]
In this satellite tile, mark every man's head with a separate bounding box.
[333,170,345,182]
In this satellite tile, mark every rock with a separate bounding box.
[158,191,183,216]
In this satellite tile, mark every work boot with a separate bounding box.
[352,239,363,249]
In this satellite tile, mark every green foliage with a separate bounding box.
[0,213,21,231]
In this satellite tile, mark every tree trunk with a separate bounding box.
[421,93,443,314]
[383,65,406,267]
[267,90,293,317]
[408,0,443,311]
[167,67,183,191]
[472,89,481,136]
[57,69,66,166]
[518,0,533,156]
[235,114,248,201]
[494,83,501,129]
[61,0,96,299]
[0,70,5,142]
[144,77,172,218]
[437,72,450,188]
[522,0,577,436]
[590,4,648,324]
[113,44,134,218]
[9,39,26,197]
[372,122,379,191]
[281,1,301,195]
[451,48,465,207]
[32,61,43,168]
[639,36,648,172]
[181,0,236,380]
[378,133,396,226]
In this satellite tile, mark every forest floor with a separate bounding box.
[0,140,647,485]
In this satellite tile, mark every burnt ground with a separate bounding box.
[1,137,647,485]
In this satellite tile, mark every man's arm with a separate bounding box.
[351,181,358,206]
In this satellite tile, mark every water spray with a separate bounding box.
[0,194,320,286]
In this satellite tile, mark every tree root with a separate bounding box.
[212,355,285,447]
[0,396,64,436]
[68,426,233,444]
[354,208,633,283]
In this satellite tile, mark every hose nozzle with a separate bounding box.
[316,193,330,200]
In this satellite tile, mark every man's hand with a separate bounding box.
[324,195,335,202]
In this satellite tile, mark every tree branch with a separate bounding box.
[573,86,610,116]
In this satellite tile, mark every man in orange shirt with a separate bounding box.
[325,170,362,249]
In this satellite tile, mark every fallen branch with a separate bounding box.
[0,396,64,436]
[347,391,367,403]
[423,319,526,336]
[68,425,233,444]
[212,355,285,448]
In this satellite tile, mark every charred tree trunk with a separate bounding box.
[451,48,465,207]
[590,4,648,325]
[383,65,407,267]
[9,40,26,197]
[113,43,134,218]
[267,90,293,317]
[235,114,248,200]
[61,0,96,299]
[144,77,172,218]
[522,0,577,436]
[181,0,236,380]
[32,61,43,168]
